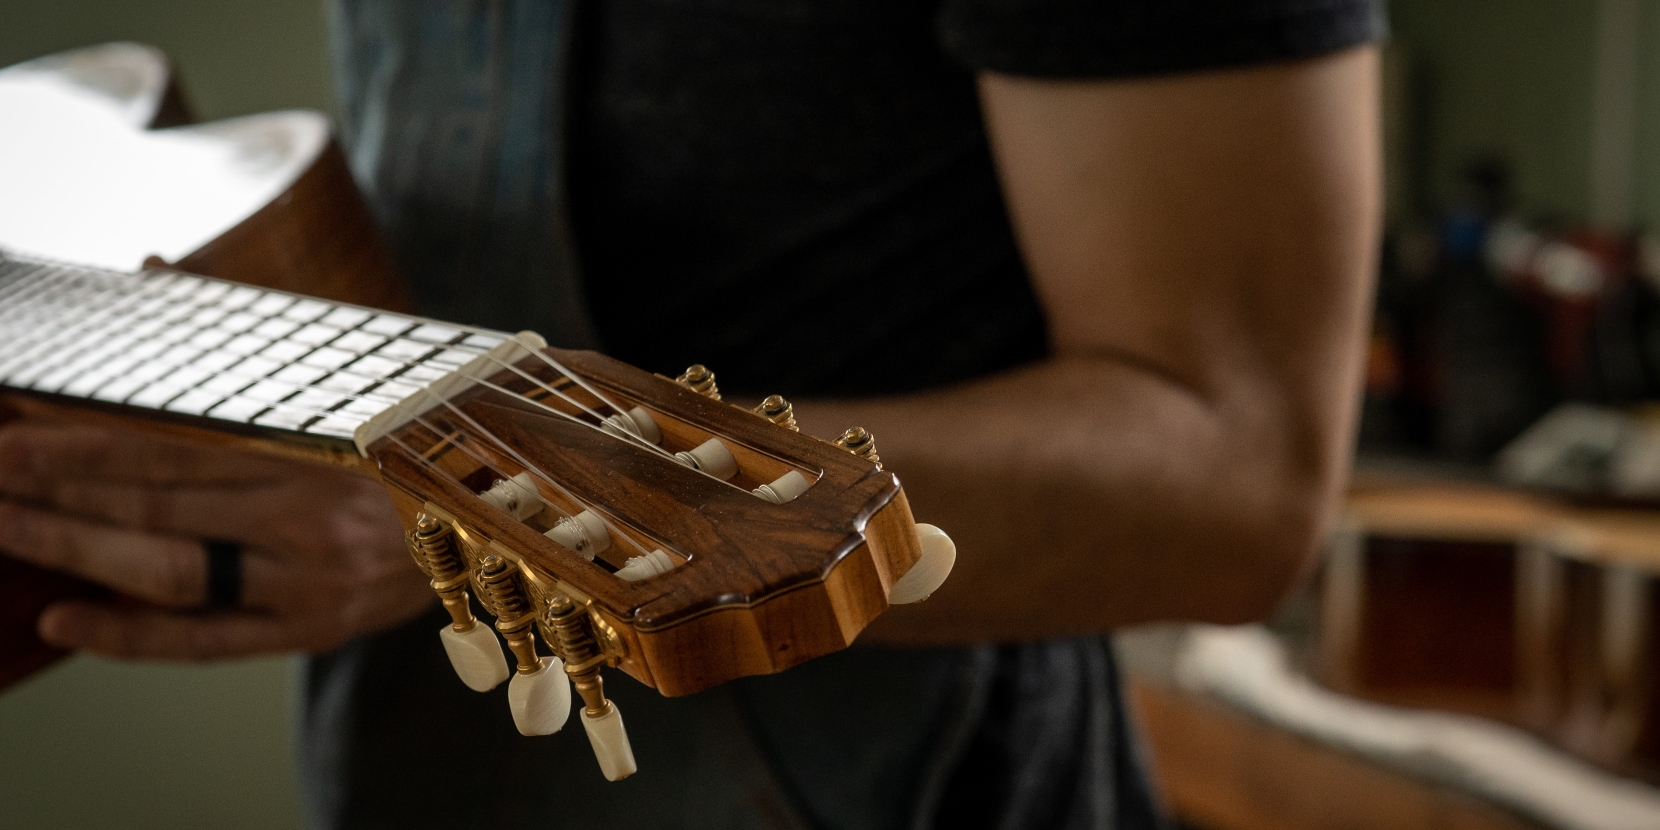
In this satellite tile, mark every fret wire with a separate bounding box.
[0,256,740,503]
[2,273,210,393]
[0,268,182,383]
[0,266,282,413]
[0,258,629,443]
[0,265,120,334]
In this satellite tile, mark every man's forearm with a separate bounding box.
[795,352,1353,645]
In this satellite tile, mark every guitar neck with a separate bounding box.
[0,253,509,454]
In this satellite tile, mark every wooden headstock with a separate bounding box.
[361,337,948,734]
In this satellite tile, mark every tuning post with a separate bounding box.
[481,554,571,736]
[754,471,811,504]
[601,406,664,444]
[615,549,677,581]
[548,595,638,781]
[835,426,881,468]
[752,395,798,430]
[477,472,545,521]
[674,437,739,480]
[675,364,721,400]
[410,514,510,693]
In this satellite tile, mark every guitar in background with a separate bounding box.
[0,41,407,688]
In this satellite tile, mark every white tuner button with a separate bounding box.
[753,470,811,504]
[615,549,676,581]
[602,406,663,444]
[478,472,544,520]
[507,655,573,736]
[888,524,955,604]
[674,438,738,480]
[582,701,638,781]
[544,509,611,560]
[439,622,511,692]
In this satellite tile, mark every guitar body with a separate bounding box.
[0,43,408,689]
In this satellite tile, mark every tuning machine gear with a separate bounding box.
[409,514,510,693]
[547,595,637,780]
[480,554,572,736]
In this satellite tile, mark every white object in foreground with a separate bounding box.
[582,702,638,781]
[888,523,955,604]
[506,656,572,737]
[439,623,511,693]
[1174,624,1660,830]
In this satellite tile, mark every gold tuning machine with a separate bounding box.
[411,514,474,632]
[410,514,509,693]
[546,595,610,714]
[481,554,573,737]
[479,554,541,675]
[548,595,638,780]
[675,364,721,400]
[753,394,798,430]
[835,426,881,468]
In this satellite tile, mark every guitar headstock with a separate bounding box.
[359,334,953,779]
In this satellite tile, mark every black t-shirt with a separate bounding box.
[319,2,1383,828]
[568,0,1384,394]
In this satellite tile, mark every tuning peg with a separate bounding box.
[409,514,510,692]
[752,395,798,430]
[675,364,721,400]
[480,555,572,735]
[582,701,637,781]
[888,524,955,604]
[478,472,545,520]
[835,427,881,467]
[507,655,573,737]
[548,595,637,780]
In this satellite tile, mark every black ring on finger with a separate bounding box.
[203,540,243,610]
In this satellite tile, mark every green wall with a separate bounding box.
[1389,0,1660,231]
[1389,1,1600,222]
[0,657,305,830]
[0,0,334,120]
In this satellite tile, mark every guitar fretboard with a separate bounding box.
[0,254,508,445]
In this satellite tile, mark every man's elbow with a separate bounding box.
[1202,468,1340,625]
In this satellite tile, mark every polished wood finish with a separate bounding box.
[172,139,411,313]
[368,348,922,697]
[1131,680,1542,830]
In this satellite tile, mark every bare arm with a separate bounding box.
[802,47,1381,644]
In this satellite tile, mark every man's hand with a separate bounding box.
[0,416,432,660]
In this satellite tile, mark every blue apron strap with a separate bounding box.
[327,0,600,349]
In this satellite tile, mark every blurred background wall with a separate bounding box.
[5,0,1660,828]
[0,0,334,119]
